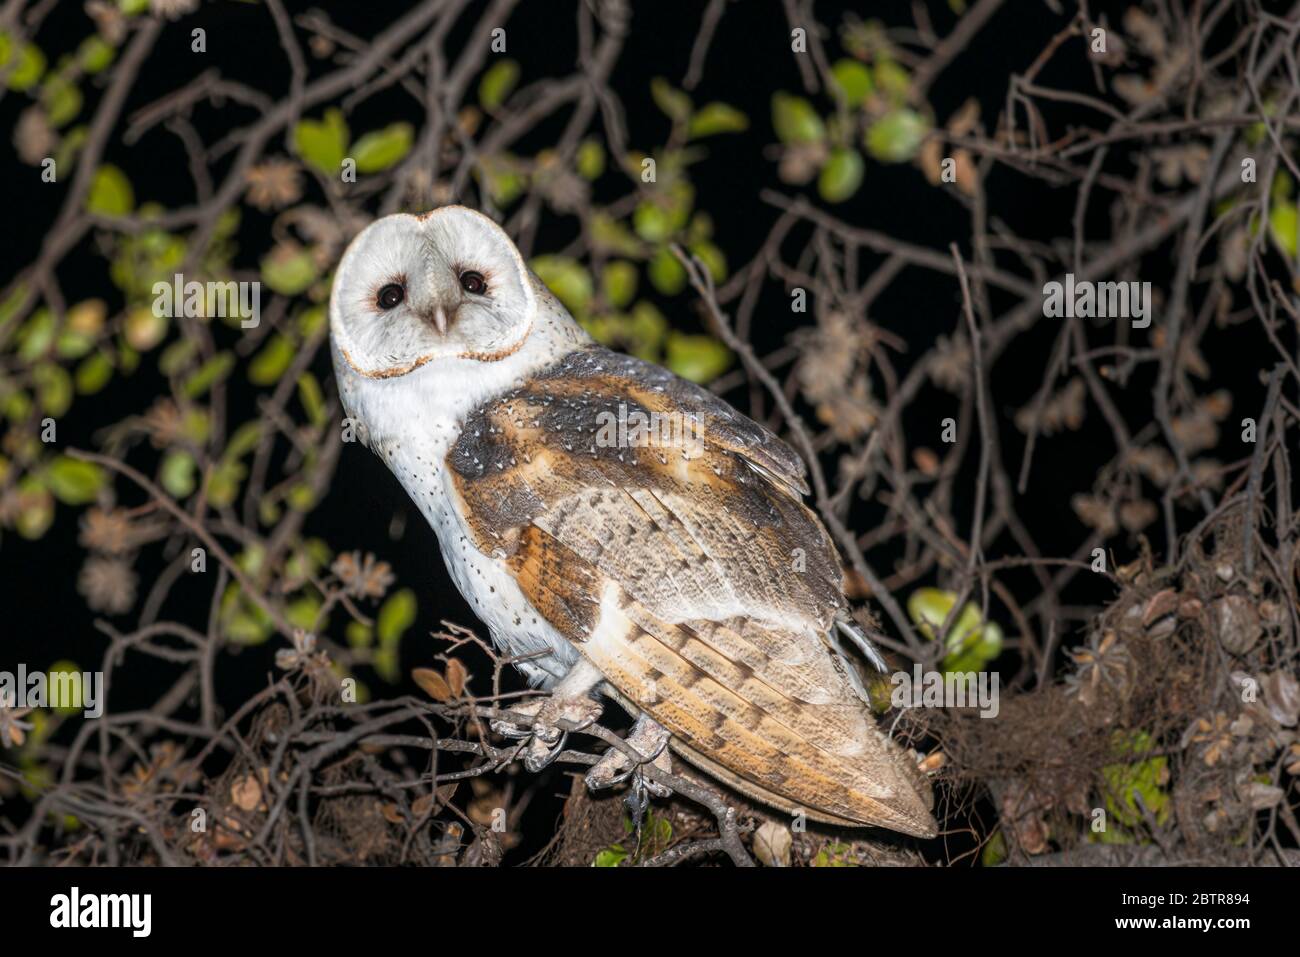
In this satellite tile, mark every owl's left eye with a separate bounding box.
[376,284,405,310]
[459,271,487,295]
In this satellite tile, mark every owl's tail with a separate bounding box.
[585,600,937,836]
[509,523,937,837]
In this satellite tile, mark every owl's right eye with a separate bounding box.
[376,284,405,310]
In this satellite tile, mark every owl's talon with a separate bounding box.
[585,714,673,796]
[624,780,651,822]
[623,757,674,822]
[522,731,568,772]
[490,698,546,739]
[535,693,603,732]
[636,757,674,799]
[495,692,603,773]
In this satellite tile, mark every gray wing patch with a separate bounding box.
[539,347,811,497]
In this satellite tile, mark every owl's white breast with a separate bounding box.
[332,290,586,687]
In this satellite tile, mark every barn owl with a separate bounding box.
[328,205,937,838]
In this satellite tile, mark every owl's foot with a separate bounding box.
[586,714,673,799]
[492,693,604,772]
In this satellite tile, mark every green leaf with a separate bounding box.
[17,309,55,362]
[642,184,692,237]
[647,247,686,295]
[236,544,266,577]
[593,844,628,867]
[651,812,672,845]
[865,109,928,163]
[45,456,104,505]
[874,59,912,101]
[346,620,373,649]
[249,334,295,386]
[576,139,605,180]
[48,660,86,712]
[1269,201,1297,258]
[373,648,398,683]
[474,154,525,207]
[942,623,1002,674]
[771,92,825,145]
[906,587,1003,673]
[86,165,134,216]
[352,122,414,174]
[54,124,87,172]
[15,478,53,539]
[478,59,519,111]
[207,459,246,508]
[980,829,1007,866]
[124,307,166,352]
[601,261,638,309]
[286,594,322,632]
[261,245,318,296]
[56,329,95,360]
[811,841,857,867]
[285,538,331,584]
[297,304,327,337]
[818,148,864,203]
[32,363,72,416]
[627,301,668,356]
[830,59,873,105]
[665,332,729,383]
[688,240,727,282]
[42,75,82,128]
[292,108,349,176]
[3,389,32,422]
[297,372,327,427]
[377,588,417,646]
[633,203,673,243]
[183,408,210,444]
[531,255,593,314]
[221,584,273,645]
[688,102,748,138]
[182,351,235,399]
[6,42,45,91]
[224,421,263,460]
[160,450,196,498]
[77,36,116,74]
[0,281,29,333]
[158,339,195,378]
[287,482,315,511]
[75,352,113,394]
[1098,731,1170,840]
[687,211,714,243]
[650,77,692,124]
[590,213,644,256]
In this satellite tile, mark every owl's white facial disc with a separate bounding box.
[329,206,537,378]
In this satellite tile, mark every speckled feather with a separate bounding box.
[329,207,935,836]
[449,346,936,834]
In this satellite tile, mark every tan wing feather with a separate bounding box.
[452,347,936,836]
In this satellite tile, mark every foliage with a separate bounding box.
[1,0,1298,870]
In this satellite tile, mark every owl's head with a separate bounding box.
[329,206,538,379]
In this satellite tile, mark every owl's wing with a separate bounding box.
[448,347,935,835]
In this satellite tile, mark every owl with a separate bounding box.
[329,205,936,838]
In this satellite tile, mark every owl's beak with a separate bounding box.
[431,305,449,336]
